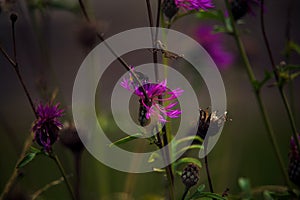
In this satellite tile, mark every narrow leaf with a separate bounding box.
[109,133,143,147]
[176,145,204,156]
[174,157,202,170]
[289,41,300,55]
[174,136,203,147]
[148,152,161,163]
[17,153,37,168]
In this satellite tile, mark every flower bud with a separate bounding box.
[181,163,200,188]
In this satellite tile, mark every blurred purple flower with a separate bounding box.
[121,73,183,123]
[175,0,214,11]
[32,102,64,152]
[289,135,300,186]
[196,25,234,69]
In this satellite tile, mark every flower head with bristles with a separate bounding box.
[120,70,183,125]
[32,102,64,152]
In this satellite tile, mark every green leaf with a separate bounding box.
[30,146,41,153]
[109,133,143,147]
[176,145,204,156]
[174,136,204,147]
[197,184,206,193]
[148,152,161,163]
[174,157,202,170]
[263,191,274,200]
[281,64,300,71]
[189,190,225,200]
[288,41,300,55]
[238,177,252,199]
[196,10,225,21]
[17,152,38,168]
[152,168,165,173]
[224,17,233,33]
[188,185,205,200]
[213,25,228,34]
[290,71,300,80]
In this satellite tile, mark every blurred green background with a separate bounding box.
[1,0,300,199]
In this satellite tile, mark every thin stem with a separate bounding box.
[181,187,189,200]
[145,0,154,27]
[11,16,17,61]
[14,67,38,118]
[224,0,291,187]
[0,44,37,118]
[204,155,214,193]
[74,153,82,200]
[77,0,149,102]
[51,154,76,200]
[0,16,40,199]
[145,1,175,199]
[260,0,299,152]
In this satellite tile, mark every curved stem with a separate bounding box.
[260,0,299,152]
[181,187,189,200]
[51,154,76,200]
[224,0,291,187]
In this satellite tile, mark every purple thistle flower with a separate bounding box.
[195,25,234,69]
[32,102,64,152]
[175,0,214,11]
[121,73,183,124]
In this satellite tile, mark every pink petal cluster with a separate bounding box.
[175,0,214,11]
[121,75,183,123]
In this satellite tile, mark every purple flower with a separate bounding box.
[195,25,234,69]
[32,102,64,152]
[121,73,183,124]
[175,0,214,11]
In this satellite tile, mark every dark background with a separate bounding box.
[1,0,300,199]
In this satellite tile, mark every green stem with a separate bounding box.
[181,187,189,200]
[51,154,76,200]
[224,0,291,187]
[144,1,175,199]
[259,0,299,152]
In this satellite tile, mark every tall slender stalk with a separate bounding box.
[224,0,291,187]
[0,13,38,200]
[0,12,76,200]
[145,1,175,199]
[260,0,299,152]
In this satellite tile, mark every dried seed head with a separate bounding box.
[10,12,17,22]
[181,163,200,188]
